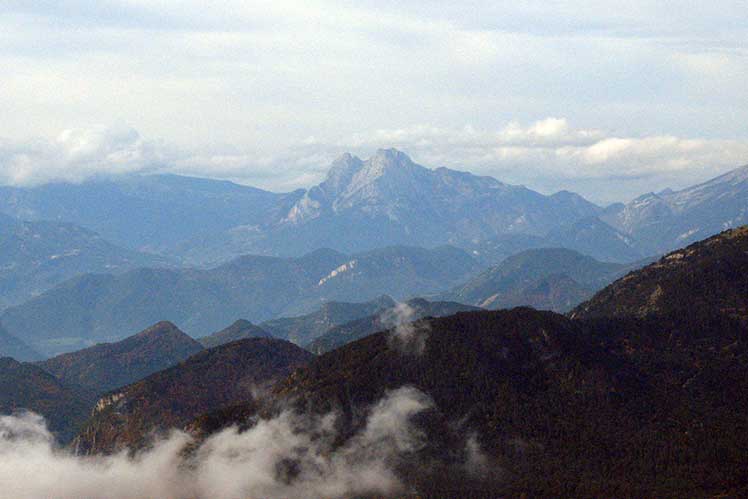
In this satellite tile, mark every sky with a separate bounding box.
[1,0,746,203]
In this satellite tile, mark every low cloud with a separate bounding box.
[0,387,433,499]
[382,303,429,355]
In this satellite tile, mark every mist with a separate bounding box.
[0,387,432,499]
[382,302,430,355]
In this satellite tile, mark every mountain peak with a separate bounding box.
[373,147,411,161]
[229,319,254,329]
[198,319,272,349]
[368,148,417,172]
[39,322,203,394]
[345,148,422,190]
[135,320,181,338]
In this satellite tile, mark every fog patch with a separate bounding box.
[0,387,432,499]
[382,302,429,355]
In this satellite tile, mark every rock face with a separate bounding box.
[0,357,95,443]
[38,321,204,394]
[601,164,748,254]
[570,226,748,320]
[73,338,313,454]
[193,148,602,261]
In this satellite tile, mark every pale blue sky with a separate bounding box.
[1,1,746,203]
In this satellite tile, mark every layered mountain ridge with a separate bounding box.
[1,245,479,356]
[38,321,204,394]
[602,164,748,253]
[190,148,603,261]
[169,225,748,497]
[0,213,170,310]
[73,337,313,454]
[439,247,642,312]
[1,151,746,269]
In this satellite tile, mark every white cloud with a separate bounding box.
[382,302,429,355]
[0,387,434,499]
[0,124,166,186]
[1,0,746,157]
[1,118,747,203]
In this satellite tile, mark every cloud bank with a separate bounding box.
[1,1,746,201]
[0,387,433,499]
[1,119,746,202]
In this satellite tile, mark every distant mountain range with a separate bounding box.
[0,174,284,259]
[0,213,169,310]
[438,247,647,312]
[0,322,40,361]
[0,149,598,264]
[0,149,746,360]
[306,297,481,354]
[0,246,480,356]
[1,151,745,268]
[198,319,272,349]
[260,295,396,345]
[601,164,748,254]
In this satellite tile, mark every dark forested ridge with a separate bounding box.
[571,226,748,320]
[182,308,748,498]
[177,227,748,498]
[0,357,95,443]
[73,338,313,454]
[198,319,272,349]
[38,321,204,394]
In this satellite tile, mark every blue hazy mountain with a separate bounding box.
[2,152,746,267]
[177,149,603,262]
[0,213,171,309]
[601,164,748,254]
[0,245,481,357]
[0,150,602,264]
[438,248,642,313]
[0,174,286,260]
